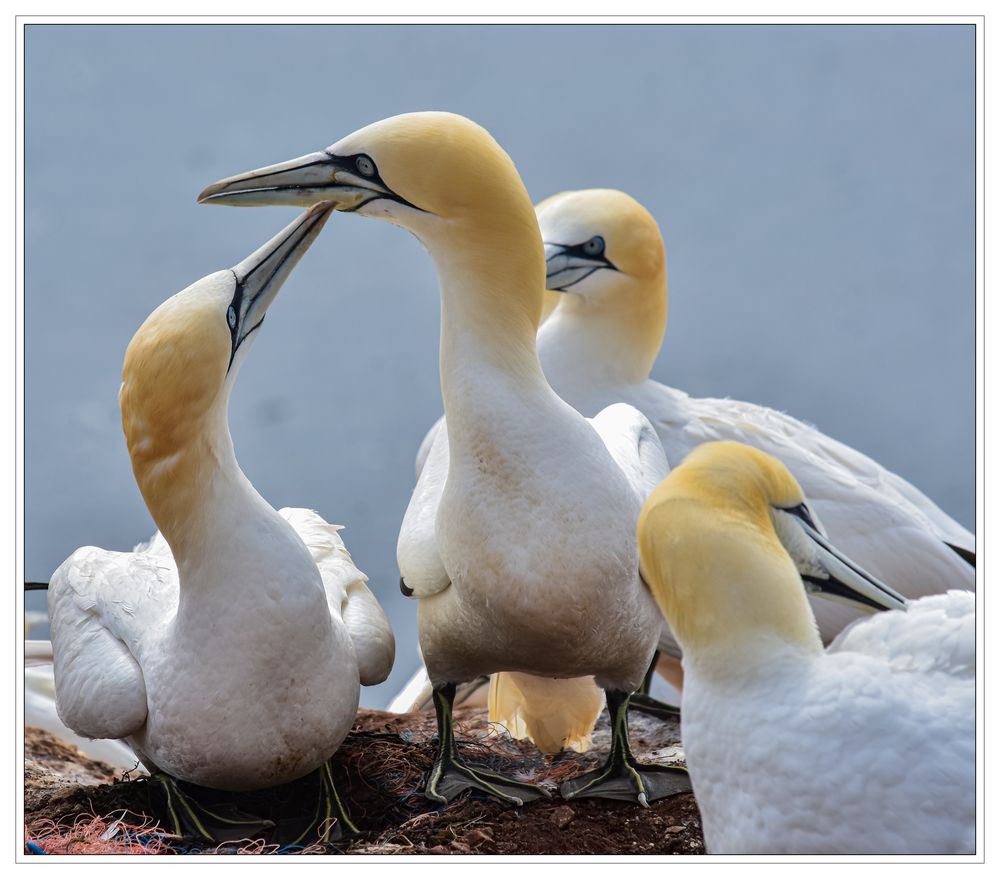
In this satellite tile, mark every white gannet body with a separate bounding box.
[47,206,394,804]
[200,111,689,806]
[638,441,975,855]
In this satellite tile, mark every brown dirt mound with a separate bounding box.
[23,708,704,855]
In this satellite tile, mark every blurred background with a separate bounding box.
[24,24,975,708]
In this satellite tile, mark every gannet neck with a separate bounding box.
[684,630,818,686]
[126,387,323,626]
[424,206,553,417]
[124,383,249,562]
[120,289,289,581]
[539,276,666,387]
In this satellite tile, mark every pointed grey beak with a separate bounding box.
[198,148,426,216]
[797,519,908,613]
[227,202,334,368]
[199,150,387,209]
[544,242,616,291]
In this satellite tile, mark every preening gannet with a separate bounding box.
[638,441,974,855]
[200,111,690,806]
[47,205,394,841]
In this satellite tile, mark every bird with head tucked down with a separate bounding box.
[638,441,973,855]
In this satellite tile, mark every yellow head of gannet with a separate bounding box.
[638,441,906,655]
[200,112,547,333]
[121,204,334,544]
[537,189,666,379]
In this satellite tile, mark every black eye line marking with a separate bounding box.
[225,216,314,372]
[800,573,888,612]
[780,502,819,531]
[543,239,619,291]
[226,270,245,371]
[780,502,904,612]
[544,240,619,272]
[323,151,429,213]
[226,276,270,373]
[784,504,899,611]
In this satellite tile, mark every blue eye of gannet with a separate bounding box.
[543,234,620,291]
[323,151,427,213]
[227,304,237,329]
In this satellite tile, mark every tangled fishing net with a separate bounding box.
[24,812,169,855]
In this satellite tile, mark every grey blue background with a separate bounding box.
[24,24,975,708]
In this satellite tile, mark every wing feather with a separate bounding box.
[279,507,395,685]
[397,422,451,598]
[830,591,974,678]
[588,402,669,503]
[47,547,158,740]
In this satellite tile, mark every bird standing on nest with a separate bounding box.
[200,111,690,808]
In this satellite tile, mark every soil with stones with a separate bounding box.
[24,707,704,855]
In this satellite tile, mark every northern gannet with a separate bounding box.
[200,111,690,807]
[538,188,974,592]
[638,441,974,855]
[46,205,394,840]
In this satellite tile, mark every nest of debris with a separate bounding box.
[24,708,704,856]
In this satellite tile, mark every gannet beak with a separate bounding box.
[199,150,419,213]
[227,202,334,368]
[780,505,908,613]
[544,242,618,291]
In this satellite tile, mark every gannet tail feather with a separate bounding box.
[488,671,605,754]
[25,639,53,667]
[387,667,488,713]
[946,543,976,569]
[388,667,435,713]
